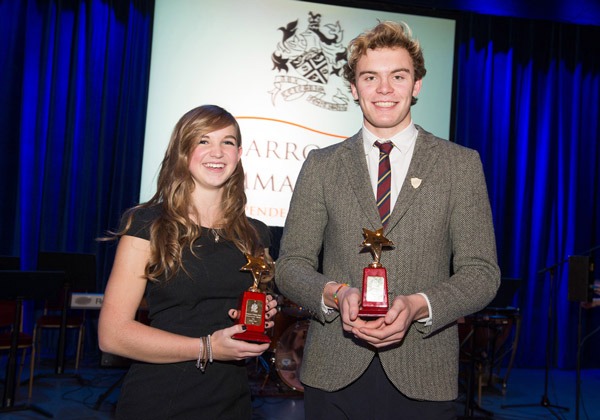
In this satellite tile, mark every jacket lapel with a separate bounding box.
[340,133,381,229]
[385,127,440,232]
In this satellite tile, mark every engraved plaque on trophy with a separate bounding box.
[232,254,272,343]
[358,228,394,317]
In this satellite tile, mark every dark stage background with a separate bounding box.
[1,0,599,370]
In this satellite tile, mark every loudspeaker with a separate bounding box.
[568,256,593,302]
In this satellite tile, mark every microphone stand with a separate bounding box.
[502,265,569,414]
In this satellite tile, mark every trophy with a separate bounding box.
[358,228,394,317]
[232,253,273,343]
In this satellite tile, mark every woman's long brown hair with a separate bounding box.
[116,105,261,282]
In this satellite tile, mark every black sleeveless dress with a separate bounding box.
[115,206,271,419]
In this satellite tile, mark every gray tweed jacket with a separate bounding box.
[275,127,500,401]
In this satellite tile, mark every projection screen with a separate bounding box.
[141,0,456,227]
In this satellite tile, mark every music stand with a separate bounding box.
[0,270,65,417]
[36,252,96,378]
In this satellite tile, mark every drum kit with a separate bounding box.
[257,297,310,394]
[458,306,521,411]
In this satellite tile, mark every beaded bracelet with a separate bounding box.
[333,283,349,307]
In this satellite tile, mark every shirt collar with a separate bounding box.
[361,121,418,156]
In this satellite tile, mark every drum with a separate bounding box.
[458,307,521,392]
[268,310,298,352]
[275,320,309,392]
[459,308,518,357]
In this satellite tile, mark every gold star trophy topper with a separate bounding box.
[233,253,274,343]
[361,228,394,268]
[359,228,394,317]
[240,254,272,292]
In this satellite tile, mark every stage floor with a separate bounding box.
[1,353,599,419]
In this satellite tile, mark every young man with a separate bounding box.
[276,21,500,419]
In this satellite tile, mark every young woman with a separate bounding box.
[99,105,277,419]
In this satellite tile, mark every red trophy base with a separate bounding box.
[358,266,389,317]
[232,290,271,343]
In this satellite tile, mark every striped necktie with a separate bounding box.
[375,141,394,227]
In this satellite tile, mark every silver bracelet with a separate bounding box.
[207,334,213,364]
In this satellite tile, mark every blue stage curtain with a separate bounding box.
[0,0,153,285]
[455,15,600,368]
[1,1,599,369]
